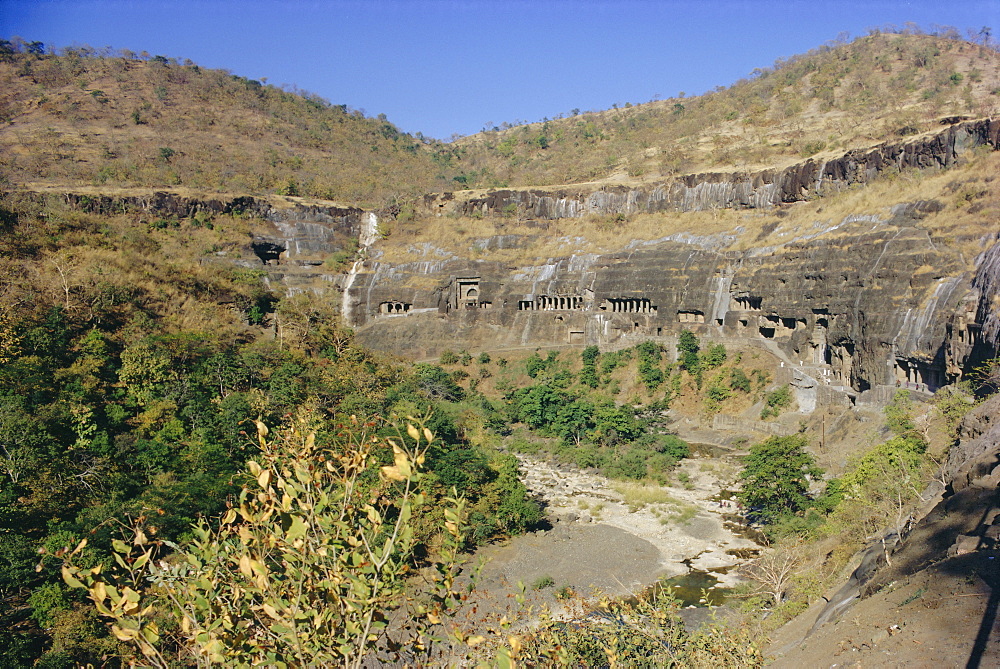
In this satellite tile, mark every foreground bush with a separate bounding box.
[500,586,762,668]
[63,413,467,667]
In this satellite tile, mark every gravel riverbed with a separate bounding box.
[464,448,760,603]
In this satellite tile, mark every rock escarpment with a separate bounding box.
[348,214,991,402]
[341,119,1000,400]
[422,119,1000,219]
[49,119,1000,402]
[61,190,385,266]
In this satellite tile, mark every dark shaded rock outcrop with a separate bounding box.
[349,211,987,397]
[949,393,1000,492]
[58,191,380,264]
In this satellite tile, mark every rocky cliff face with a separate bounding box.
[62,190,382,266]
[344,119,1000,400]
[53,120,1000,402]
[59,190,387,295]
[347,214,987,400]
[421,119,1000,219]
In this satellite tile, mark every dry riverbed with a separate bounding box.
[461,446,760,610]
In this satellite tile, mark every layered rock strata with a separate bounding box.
[349,215,993,402]
[422,119,1000,219]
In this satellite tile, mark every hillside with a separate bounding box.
[449,32,1000,188]
[4,31,1000,203]
[0,44,460,207]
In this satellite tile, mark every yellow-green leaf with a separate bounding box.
[390,443,412,478]
[141,623,160,645]
[380,465,405,482]
[111,624,139,641]
[495,647,513,669]
[286,516,308,541]
[61,565,85,590]
[239,554,253,578]
[253,419,269,444]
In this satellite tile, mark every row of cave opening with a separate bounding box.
[517,297,657,313]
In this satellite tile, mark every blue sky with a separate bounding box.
[3,1,999,139]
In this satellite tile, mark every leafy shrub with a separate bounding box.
[599,349,631,375]
[729,368,752,393]
[707,383,732,402]
[605,449,648,480]
[761,384,792,419]
[524,352,546,378]
[63,415,469,667]
[677,330,700,373]
[659,434,691,460]
[701,343,728,369]
[513,587,762,667]
[580,345,600,388]
[840,435,926,494]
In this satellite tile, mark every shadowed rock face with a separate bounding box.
[347,216,988,399]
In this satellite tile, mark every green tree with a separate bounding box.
[883,388,919,439]
[490,455,542,534]
[737,435,822,524]
[592,400,642,446]
[580,345,600,388]
[636,341,664,391]
[551,398,595,443]
[677,330,700,378]
[701,343,728,369]
[524,352,546,378]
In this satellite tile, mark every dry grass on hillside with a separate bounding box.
[451,33,1000,190]
[0,50,458,207]
[4,32,1000,213]
[0,191,268,337]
